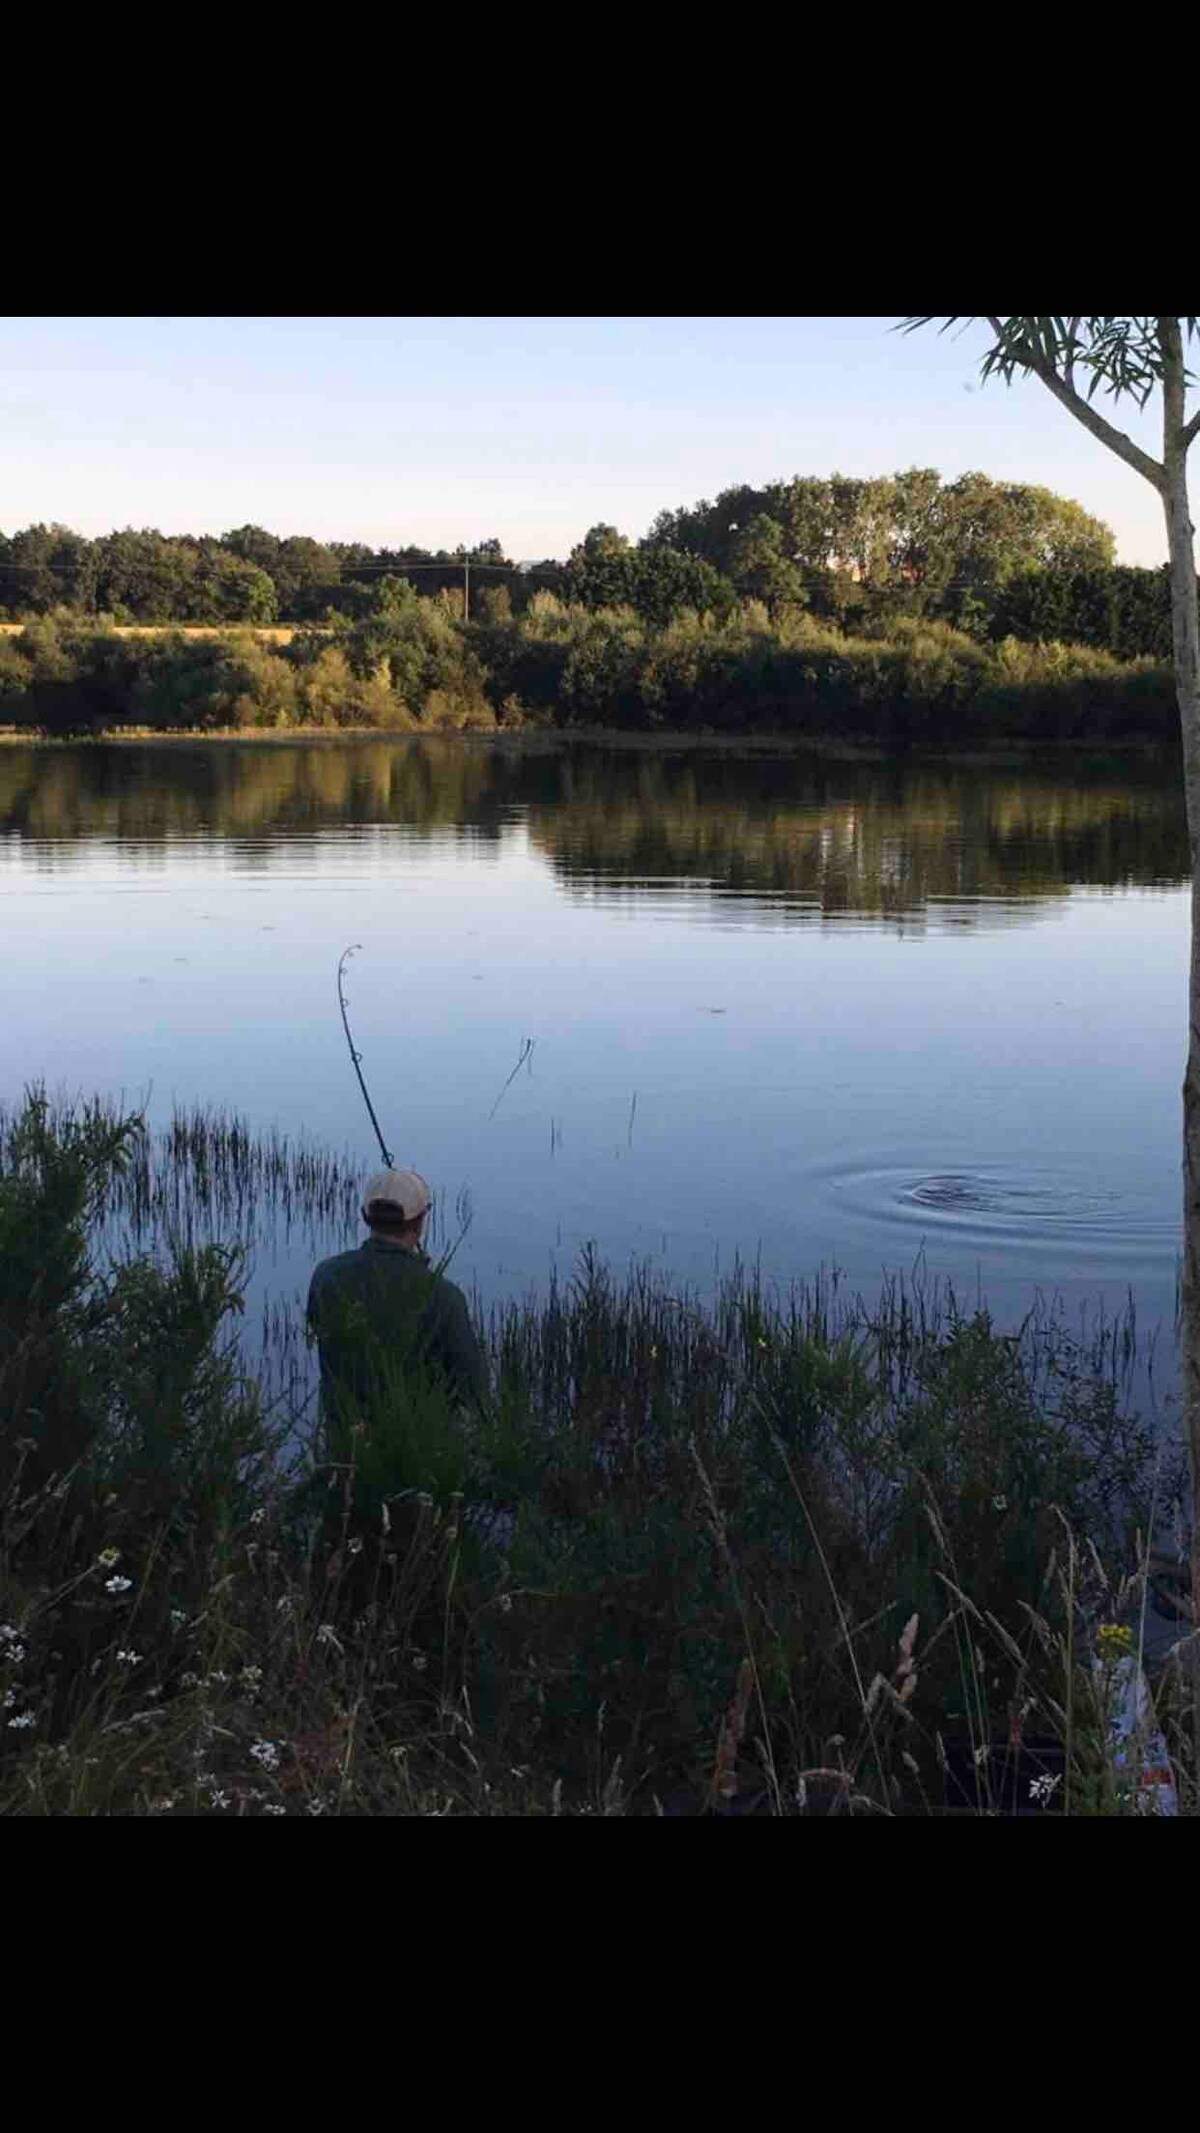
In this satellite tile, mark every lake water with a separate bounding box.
[0,734,1190,1380]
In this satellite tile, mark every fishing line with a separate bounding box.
[488,1035,535,1121]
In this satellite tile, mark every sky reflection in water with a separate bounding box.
[0,737,1189,1380]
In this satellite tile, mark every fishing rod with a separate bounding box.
[336,945,395,1169]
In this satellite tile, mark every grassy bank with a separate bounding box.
[2,1090,1193,1815]
[0,602,1179,749]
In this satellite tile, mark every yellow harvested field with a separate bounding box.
[0,623,302,641]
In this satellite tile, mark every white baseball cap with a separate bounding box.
[362,1168,432,1221]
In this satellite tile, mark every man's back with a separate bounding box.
[307,1236,488,1435]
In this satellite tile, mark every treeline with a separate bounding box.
[0,468,1190,660]
[637,469,1184,657]
[0,524,549,627]
[0,594,1179,746]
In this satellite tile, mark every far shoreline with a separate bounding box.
[0,723,1183,770]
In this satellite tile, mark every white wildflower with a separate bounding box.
[207,1788,230,1809]
[249,1739,281,1771]
[7,1712,35,1730]
[105,1575,133,1595]
[115,1649,141,1666]
[4,1643,26,1665]
[262,1802,286,1816]
[170,1609,187,1629]
[1029,1771,1061,1805]
[411,1653,428,1672]
[250,1508,266,1526]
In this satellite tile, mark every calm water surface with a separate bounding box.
[0,736,1189,1363]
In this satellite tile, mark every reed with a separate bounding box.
[1,1091,1193,1814]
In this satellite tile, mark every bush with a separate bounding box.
[0,1089,268,1500]
[0,596,1180,745]
[421,686,495,730]
[290,645,392,728]
[0,636,33,710]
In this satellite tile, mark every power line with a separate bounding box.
[0,553,1138,595]
[0,557,563,577]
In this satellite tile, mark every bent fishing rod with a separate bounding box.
[337,944,474,1278]
[337,945,395,1169]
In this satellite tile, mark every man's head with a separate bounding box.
[361,1167,432,1247]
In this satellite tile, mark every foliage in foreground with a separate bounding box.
[1,1092,1193,1815]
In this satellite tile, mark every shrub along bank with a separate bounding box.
[0,592,1179,748]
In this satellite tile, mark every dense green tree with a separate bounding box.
[190,545,278,623]
[990,562,1179,661]
[563,524,639,610]
[632,545,736,627]
[92,530,199,622]
[271,535,343,619]
[0,523,99,615]
[645,469,1116,633]
[726,513,808,612]
[219,529,341,619]
[932,473,1115,632]
[566,525,734,625]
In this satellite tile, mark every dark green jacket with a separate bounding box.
[306,1238,488,1434]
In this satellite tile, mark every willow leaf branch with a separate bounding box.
[984,316,1164,491]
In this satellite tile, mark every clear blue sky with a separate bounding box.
[0,316,1186,565]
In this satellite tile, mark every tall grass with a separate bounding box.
[1,1092,1193,1814]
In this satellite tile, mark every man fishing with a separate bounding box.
[306,1167,489,1494]
[309,945,490,1531]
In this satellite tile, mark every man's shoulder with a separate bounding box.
[309,1245,366,1291]
[426,1261,471,1309]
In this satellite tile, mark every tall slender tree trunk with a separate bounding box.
[1161,322,1200,1660]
